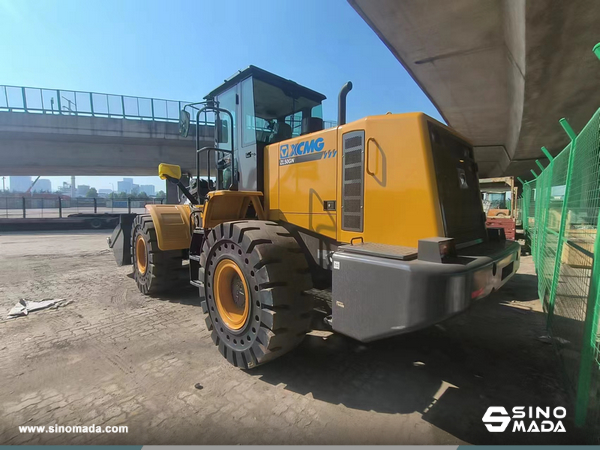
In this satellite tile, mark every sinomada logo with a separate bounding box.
[482,406,567,432]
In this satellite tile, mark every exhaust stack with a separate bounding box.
[338,81,353,126]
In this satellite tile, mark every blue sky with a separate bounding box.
[0,0,441,192]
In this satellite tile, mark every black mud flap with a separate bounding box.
[107,214,137,266]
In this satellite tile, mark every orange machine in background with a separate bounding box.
[480,176,517,240]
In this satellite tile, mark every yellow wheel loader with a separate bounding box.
[108,66,520,368]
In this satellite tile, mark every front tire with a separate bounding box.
[199,220,313,368]
[132,214,184,295]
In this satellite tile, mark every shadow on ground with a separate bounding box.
[129,267,199,306]
[251,273,591,444]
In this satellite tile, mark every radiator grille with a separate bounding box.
[344,166,362,181]
[345,149,362,165]
[344,199,362,213]
[342,130,365,232]
[344,183,362,197]
[343,215,361,231]
[345,135,363,149]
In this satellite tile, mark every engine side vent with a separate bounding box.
[345,135,363,149]
[342,130,365,232]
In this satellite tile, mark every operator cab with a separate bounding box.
[204,65,327,192]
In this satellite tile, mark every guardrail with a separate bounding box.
[0,84,192,122]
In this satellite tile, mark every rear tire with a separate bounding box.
[199,220,313,368]
[132,214,184,295]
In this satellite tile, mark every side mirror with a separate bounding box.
[215,116,229,144]
[158,163,182,181]
[179,109,191,137]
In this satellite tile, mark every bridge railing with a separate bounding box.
[0,84,338,128]
[0,85,192,122]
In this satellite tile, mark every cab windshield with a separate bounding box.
[245,78,323,145]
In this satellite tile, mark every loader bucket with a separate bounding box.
[107,214,137,266]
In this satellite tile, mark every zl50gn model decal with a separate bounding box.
[279,137,337,166]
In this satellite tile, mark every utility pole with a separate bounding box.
[1,176,5,192]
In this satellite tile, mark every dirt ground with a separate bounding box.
[0,230,593,444]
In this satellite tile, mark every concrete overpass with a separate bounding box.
[349,0,600,180]
[0,112,212,176]
[0,85,213,177]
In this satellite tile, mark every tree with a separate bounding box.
[118,192,128,199]
[86,187,98,198]
[156,190,166,199]
[137,191,149,199]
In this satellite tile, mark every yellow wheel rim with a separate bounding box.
[136,234,147,274]
[214,259,249,330]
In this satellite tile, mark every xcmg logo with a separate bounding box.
[482,406,566,433]
[280,137,325,159]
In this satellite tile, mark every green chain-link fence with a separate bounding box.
[521,46,600,428]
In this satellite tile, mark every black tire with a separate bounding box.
[199,220,313,369]
[132,214,184,295]
[89,218,102,229]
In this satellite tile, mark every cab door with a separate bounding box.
[215,85,239,190]
[238,77,260,191]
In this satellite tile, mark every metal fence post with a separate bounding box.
[541,146,554,162]
[93,197,97,213]
[128,197,131,213]
[90,92,95,116]
[522,182,530,235]
[535,159,545,171]
[21,87,27,112]
[58,196,62,218]
[22,197,26,218]
[547,118,578,329]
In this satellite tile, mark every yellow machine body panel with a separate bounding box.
[202,190,266,229]
[265,113,464,248]
[338,113,444,247]
[146,192,266,251]
[266,127,338,239]
[146,204,192,251]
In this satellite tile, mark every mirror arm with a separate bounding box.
[164,176,197,205]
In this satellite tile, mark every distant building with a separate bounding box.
[10,176,31,193]
[58,181,71,194]
[98,188,112,198]
[117,178,134,194]
[140,184,156,196]
[76,185,90,197]
[32,179,52,193]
